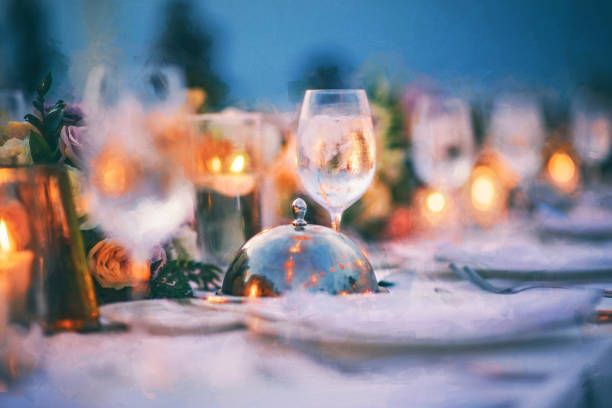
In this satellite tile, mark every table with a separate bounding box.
[4,265,612,408]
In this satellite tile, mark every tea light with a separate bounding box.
[414,189,454,229]
[467,166,507,227]
[426,191,446,214]
[0,219,33,316]
[546,151,578,192]
[471,167,498,211]
[196,152,255,197]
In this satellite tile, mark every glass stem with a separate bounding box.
[330,211,342,232]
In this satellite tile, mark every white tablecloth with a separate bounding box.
[4,327,612,408]
[4,274,612,408]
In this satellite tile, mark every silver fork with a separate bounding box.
[449,263,612,298]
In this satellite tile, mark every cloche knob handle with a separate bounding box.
[292,198,307,227]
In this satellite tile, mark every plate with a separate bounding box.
[537,206,612,240]
[192,281,601,348]
[100,299,244,335]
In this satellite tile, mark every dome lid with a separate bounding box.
[222,198,379,297]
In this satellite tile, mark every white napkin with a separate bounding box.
[537,205,612,238]
[195,281,601,347]
[436,233,612,275]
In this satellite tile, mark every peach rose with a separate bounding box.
[87,240,151,289]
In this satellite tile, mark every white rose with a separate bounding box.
[0,138,32,165]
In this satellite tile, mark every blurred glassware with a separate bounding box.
[297,89,376,231]
[190,111,263,266]
[411,95,474,190]
[82,65,195,262]
[488,96,545,183]
[571,100,611,185]
[0,90,27,123]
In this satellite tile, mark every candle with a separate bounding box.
[466,165,507,227]
[413,188,454,229]
[470,167,499,212]
[195,152,256,197]
[546,151,578,192]
[0,219,34,318]
[425,191,446,214]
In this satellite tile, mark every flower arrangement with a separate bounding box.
[1,73,221,303]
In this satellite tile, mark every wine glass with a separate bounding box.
[571,100,611,186]
[489,96,545,183]
[297,90,376,231]
[411,94,475,189]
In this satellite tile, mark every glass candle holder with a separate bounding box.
[189,113,263,266]
[0,166,99,333]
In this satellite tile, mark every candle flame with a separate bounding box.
[471,173,496,211]
[0,219,11,252]
[426,191,446,213]
[248,283,259,298]
[547,152,575,185]
[205,295,229,304]
[210,156,222,173]
[230,154,245,173]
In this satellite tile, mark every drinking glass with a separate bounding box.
[489,97,545,183]
[411,95,474,189]
[82,64,195,261]
[190,112,263,265]
[571,100,611,186]
[297,90,375,231]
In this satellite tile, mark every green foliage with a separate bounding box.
[150,260,222,299]
[37,72,53,97]
[377,280,395,288]
[25,72,66,164]
[28,130,57,163]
